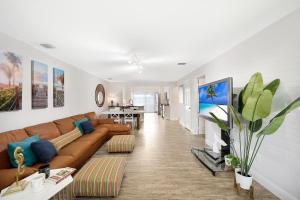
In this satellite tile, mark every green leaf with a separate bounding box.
[229,105,243,131]
[209,112,230,132]
[242,90,273,121]
[258,97,300,136]
[231,157,240,168]
[238,86,246,114]
[242,72,264,105]
[249,119,262,132]
[264,79,280,96]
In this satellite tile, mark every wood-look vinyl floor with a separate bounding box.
[77,113,278,200]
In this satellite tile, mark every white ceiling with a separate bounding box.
[0,0,300,83]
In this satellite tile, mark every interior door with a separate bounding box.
[184,87,192,130]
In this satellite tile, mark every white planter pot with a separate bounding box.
[234,168,241,184]
[225,156,232,166]
[238,173,253,190]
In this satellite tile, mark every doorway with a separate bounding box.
[183,86,192,130]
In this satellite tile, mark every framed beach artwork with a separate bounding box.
[53,68,64,107]
[31,60,48,109]
[0,50,23,112]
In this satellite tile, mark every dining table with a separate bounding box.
[100,110,145,129]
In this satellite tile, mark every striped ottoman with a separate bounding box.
[72,157,127,197]
[107,135,135,153]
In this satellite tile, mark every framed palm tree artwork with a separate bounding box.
[31,60,48,109]
[0,50,23,112]
[53,68,64,107]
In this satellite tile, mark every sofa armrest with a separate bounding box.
[0,168,37,190]
[98,118,114,125]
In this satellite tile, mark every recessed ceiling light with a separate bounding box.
[177,62,187,66]
[40,43,55,49]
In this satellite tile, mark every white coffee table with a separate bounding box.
[0,169,73,200]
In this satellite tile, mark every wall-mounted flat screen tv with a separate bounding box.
[198,77,233,125]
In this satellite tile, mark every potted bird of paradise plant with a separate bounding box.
[209,72,300,190]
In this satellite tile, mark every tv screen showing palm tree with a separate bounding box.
[198,78,232,122]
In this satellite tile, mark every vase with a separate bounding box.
[224,156,232,166]
[236,172,253,190]
[234,168,241,184]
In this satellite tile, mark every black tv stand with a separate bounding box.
[191,147,225,176]
[191,130,230,176]
[203,147,222,160]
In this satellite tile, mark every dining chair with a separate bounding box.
[111,113,122,124]
[111,107,122,124]
[124,109,135,128]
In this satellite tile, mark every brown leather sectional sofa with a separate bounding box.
[0,111,130,190]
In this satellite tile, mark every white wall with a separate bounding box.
[0,33,108,132]
[169,86,179,121]
[177,9,300,200]
[106,82,124,106]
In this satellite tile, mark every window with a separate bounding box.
[133,92,155,113]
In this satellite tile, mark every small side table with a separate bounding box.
[0,169,73,200]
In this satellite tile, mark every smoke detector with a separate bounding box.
[40,43,55,49]
[177,62,187,66]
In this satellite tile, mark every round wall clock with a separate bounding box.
[95,84,105,107]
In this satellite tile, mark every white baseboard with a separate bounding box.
[253,170,298,200]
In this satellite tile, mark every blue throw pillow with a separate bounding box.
[8,135,40,167]
[74,118,89,134]
[31,140,57,163]
[80,120,95,134]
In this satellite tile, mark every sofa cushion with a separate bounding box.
[71,114,86,121]
[31,140,57,163]
[53,117,75,134]
[74,118,89,133]
[25,122,61,140]
[0,129,28,169]
[80,120,95,134]
[85,112,98,126]
[98,118,114,125]
[50,128,82,151]
[8,135,40,167]
[58,140,91,158]
[98,124,130,133]
[93,126,109,135]
[77,128,108,144]
[31,155,74,170]
[85,112,97,120]
[0,168,36,190]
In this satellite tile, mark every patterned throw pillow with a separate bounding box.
[50,128,81,151]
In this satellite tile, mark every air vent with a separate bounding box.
[107,78,112,80]
[40,43,55,49]
[177,62,187,66]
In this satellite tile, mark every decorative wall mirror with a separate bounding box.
[95,84,105,107]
